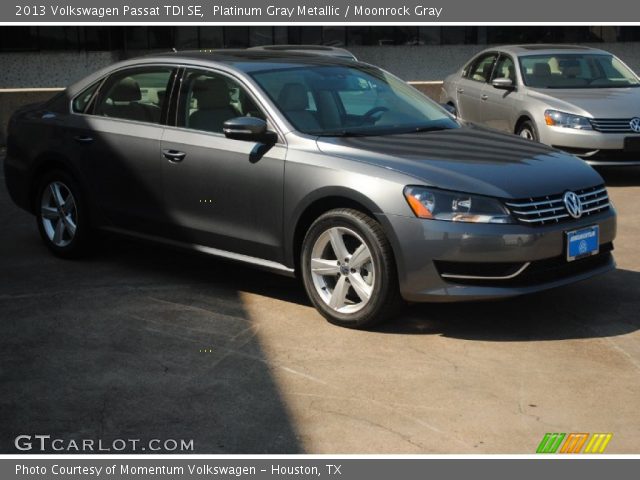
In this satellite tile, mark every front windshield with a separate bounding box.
[519,53,640,89]
[250,64,458,136]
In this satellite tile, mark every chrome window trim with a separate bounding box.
[441,262,531,280]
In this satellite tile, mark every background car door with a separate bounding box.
[480,53,520,132]
[455,52,498,123]
[77,66,176,233]
[160,68,286,262]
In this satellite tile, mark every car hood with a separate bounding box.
[527,87,640,117]
[316,125,604,199]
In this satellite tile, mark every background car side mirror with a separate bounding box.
[492,77,515,90]
[223,117,276,143]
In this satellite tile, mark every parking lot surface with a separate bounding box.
[1,159,639,453]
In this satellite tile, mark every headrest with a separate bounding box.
[277,83,309,111]
[559,59,581,77]
[482,62,494,80]
[193,78,231,109]
[110,77,141,102]
[533,63,551,77]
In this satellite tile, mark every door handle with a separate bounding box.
[163,149,186,162]
[457,88,465,93]
[74,135,94,143]
[481,94,488,100]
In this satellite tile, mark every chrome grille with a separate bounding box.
[505,185,610,225]
[590,118,639,134]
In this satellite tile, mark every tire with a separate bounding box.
[517,120,538,142]
[300,208,403,329]
[35,169,91,258]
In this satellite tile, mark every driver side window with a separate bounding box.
[492,55,516,83]
[178,69,265,134]
[467,53,498,83]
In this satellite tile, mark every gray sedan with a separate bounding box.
[4,50,616,328]
[441,45,640,165]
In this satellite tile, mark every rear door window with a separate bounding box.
[94,68,174,124]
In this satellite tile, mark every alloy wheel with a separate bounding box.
[309,226,375,314]
[40,181,78,247]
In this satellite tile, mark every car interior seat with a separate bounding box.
[528,63,552,87]
[277,82,321,132]
[101,77,160,123]
[482,62,495,82]
[189,77,239,132]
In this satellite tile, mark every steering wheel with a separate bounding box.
[363,106,389,122]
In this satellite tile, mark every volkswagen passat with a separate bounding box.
[4,50,616,328]
[441,45,640,165]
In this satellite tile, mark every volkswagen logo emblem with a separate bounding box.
[563,191,582,219]
[630,117,640,133]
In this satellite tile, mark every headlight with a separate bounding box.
[403,186,514,224]
[544,110,592,130]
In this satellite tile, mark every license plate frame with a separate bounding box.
[566,225,599,262]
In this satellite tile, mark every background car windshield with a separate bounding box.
[520,53,640,89]
[250,65,458,135]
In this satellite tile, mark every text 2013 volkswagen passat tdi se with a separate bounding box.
[4,50,616,328]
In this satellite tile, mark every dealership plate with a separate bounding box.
[566,225,599,262]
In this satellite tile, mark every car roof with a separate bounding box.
[248,45,357,59]
[65,49,372,98]
[491,44,611,56]
[140,49,360,72]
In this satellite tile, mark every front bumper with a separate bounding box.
[378,208,616,302]
[539,126,640,166]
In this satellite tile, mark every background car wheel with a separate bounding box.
[517,120,538,142]
[301,208,403,329]
[35,170,91,258]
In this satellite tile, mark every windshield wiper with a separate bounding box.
[315,124,454,137]
[411,125,451,133]
[315,130,375,137]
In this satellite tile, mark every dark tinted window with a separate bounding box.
[95,68,173,124]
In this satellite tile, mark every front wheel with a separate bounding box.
[35,170,91,258]
[301,208,402,329]
[517,120,539,142]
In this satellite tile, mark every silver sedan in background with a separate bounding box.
[441,45,640,165]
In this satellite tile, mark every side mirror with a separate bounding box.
[441,103,457,117]
[223,117,276,143]
[492,77,515,90]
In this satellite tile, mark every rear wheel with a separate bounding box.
[35,170,91,258]
[301,208,402,329]
[517,120,538,142]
